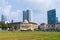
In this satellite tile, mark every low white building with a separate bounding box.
[9,20,38,31]
[39,23,56,31]
[55,22,60,30]
[47,24,55,30]
[39,23,47,31]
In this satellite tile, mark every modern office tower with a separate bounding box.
[47,9,56,24]
[56,17,58,23]
[23,9,31,22]
[1,14,6,22]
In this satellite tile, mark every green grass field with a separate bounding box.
[0,31,60,40]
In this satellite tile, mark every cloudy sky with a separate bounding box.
[0,0,60,24]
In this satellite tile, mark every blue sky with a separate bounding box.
[0,0,60,24]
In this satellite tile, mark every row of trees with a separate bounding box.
[0,22,17,31]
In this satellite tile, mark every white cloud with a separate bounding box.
[2,5,12,16]
[27,0,44,3]
[0,0,8,7]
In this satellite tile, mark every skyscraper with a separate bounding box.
[23,9,31,22]
[1,14,6,22]
[47,9,56,24]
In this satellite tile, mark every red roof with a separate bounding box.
[9,22,38,25]
[40,23,46,25]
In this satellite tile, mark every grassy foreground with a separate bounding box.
[0,31,60,40]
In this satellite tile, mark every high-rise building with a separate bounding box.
[56,17,58,23]
[23,10,31,22]
[47,9,56,24]
[1,14,6,22]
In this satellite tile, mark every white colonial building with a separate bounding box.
[9,20,38,31]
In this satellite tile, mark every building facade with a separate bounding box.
[47,9,56,24]
[23,10,31,22]
[9,20,38,31]
[39,23,47,31]
[55,22,60,31]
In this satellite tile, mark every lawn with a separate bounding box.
[0,31,60,40]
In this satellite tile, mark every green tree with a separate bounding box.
[0,22,8,30]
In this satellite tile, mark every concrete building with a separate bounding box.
[55,22,60,31]
[38,23,48,31]
[9,20,38,31]
[46,24,55,31]
[40,23,46,31]
[38,23,56,31]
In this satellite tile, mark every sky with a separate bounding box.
[0,0,60,24]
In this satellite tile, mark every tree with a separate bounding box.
[8,24,13,31]
[0,22,8,30]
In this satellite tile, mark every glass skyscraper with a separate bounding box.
[23,10,31,22]
[47,9,56,24]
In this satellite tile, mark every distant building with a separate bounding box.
[1,14,6,22]
[47,9,56,24]
[56,17,58,23]
[23,9,31,22]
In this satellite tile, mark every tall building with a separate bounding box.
[1,14,6,22]
[47,9,56,24]
[56,17,58,23]
[23,10,31,22]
